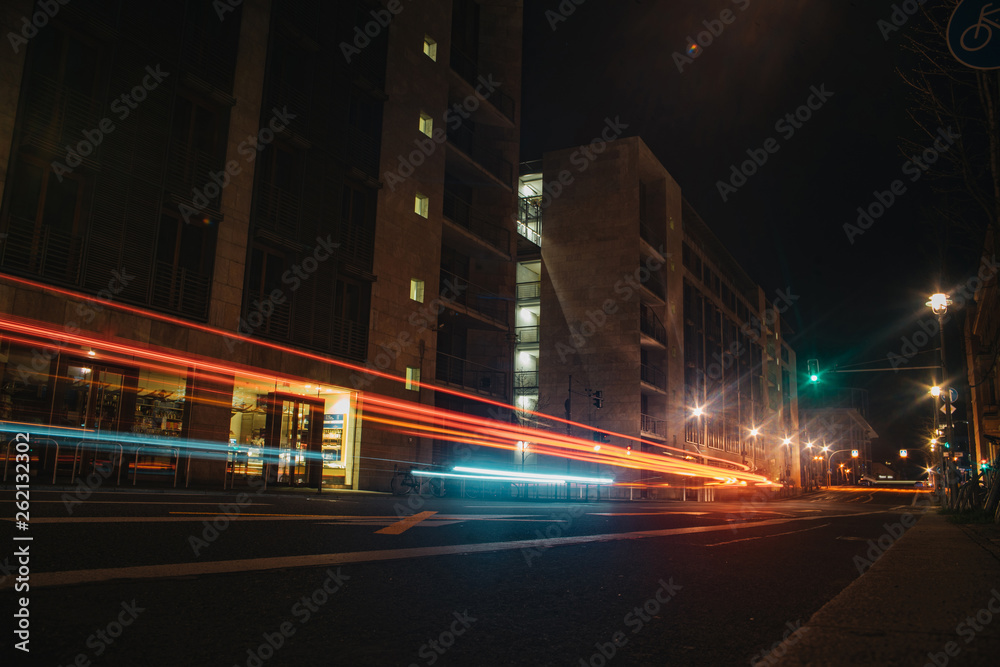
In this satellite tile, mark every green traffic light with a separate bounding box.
[810,374,818,382]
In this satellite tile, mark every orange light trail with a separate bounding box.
[361,393,772,485]
[1,308,776,485]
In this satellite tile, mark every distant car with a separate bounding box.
[913,480,932,488]
[858,479,873,487]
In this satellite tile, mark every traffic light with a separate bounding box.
[592,390,603,408]
[807,359,819,383]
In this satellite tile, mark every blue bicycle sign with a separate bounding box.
[949,0,1000,69]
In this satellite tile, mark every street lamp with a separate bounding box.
[824,448,858,487]
[688,406,708,466]
[926,293,954,504]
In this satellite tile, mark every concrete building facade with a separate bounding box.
[0,0,522,491]
[520,137,802,495]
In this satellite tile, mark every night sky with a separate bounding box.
[520,1,988,463]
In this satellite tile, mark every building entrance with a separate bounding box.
[262,392,324,487]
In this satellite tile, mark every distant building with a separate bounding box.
[515,137,802,495]
[799,387,878,484]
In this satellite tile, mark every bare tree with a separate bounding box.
[899,1,1000,253]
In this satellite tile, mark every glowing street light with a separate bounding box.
[926,292,955,498]
[926,293,952,316]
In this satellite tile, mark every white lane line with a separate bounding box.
[0,501,274,505]
[706,523,832,547]
[10,511,888,589]
[1,513,560,525]
[587,511,712,516]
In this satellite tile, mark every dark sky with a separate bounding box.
[520,0,984,462]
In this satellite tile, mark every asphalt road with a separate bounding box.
[1,486,933,666]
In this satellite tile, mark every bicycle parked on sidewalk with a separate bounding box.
[390,463,446,497]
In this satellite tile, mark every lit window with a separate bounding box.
[406,367,421,391]
[410,279,425,303]
[423,36,437,61]
[414,194,429,218]
[419,113,433,137]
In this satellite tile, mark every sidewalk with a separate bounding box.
[772,511,1000,666]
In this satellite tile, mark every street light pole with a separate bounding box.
[927,293,953,506]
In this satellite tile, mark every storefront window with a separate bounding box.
[228,377,357,488]
[133,369,186,438]
[0,342,55,425]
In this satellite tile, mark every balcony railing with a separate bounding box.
[442,189,510,252]
[516,325,539,344]
[447,123,512,185]
[516,281,540,300]
[517,221,541,246]
[641,414,667,438]
[436,352,507,398]
[641,363,666,390]
[439,269,508,325]
[640,304,667,346]
[152,261,211,320]
[514,370,539,389]
[0,216,84,285]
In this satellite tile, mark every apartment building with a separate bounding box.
[518,137,802,494]
[0,0,522,490]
